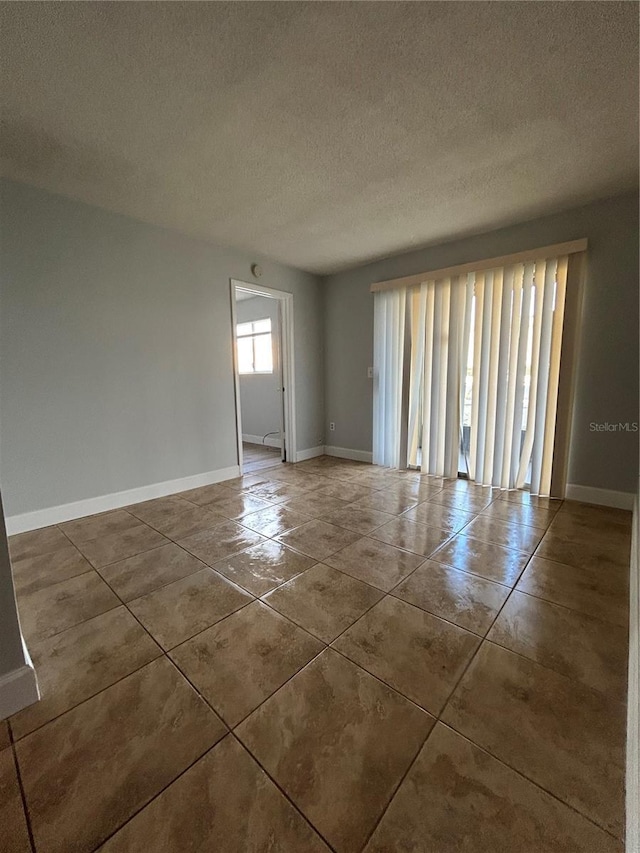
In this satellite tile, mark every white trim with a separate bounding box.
[627,491,639,853]
[231,280,296,473]
[324,446,374,463]
[370,239,589,293]
[295,446,325,463]
[564,483,634,510]
[230,286,246,473]
[5,465,240,534]
[234,282,293,300]
[0,644,39,719]
[242,433,282,449]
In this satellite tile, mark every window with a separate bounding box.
[372,237,588,497]
[237,318,273,374]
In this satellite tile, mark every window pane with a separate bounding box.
[254,333,273,372]
[253,318,271,334]
[237,337,254,373]
[237,322,253,338]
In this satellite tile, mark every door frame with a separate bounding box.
[229,279,296,474]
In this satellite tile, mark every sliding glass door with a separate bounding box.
[373,243,584,497]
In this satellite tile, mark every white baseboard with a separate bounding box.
[5,465,241,535]
[565,483,634,510]
[295,446,325,463]
[0,641,39,719]
[324,445,373,463]
[628,491,639,852]
[242,433,282,449]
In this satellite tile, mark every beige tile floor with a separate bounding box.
[242,441,282,473]
[3,456,631,853]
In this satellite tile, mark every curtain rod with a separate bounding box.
[370,238,588,293]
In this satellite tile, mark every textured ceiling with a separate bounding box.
[1,2,638,274]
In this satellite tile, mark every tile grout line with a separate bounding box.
[354,499,559,852]
[46,524,272,852]
[85,736,228,853]
[34,483,595,692]
[174,635,328,735]
[52,523,240,727]
[160,538,439,853]
[11,597,258,743]
[226,480,532,851]
[9,736,38,853]
[9,466,627,850]
[11,473,555,740]
[16,514,342,852]
[60,519,238,691]
[479,634,628,709]
[364,510,626,844]
[510,583,629,627]
[356,578,527,850]
[16,616,615,849]
[13,481,570,702]
[434,718,625,844]
[230,730,341,853]
[157,554,442,775]
[14,495,349,746]
[17,570,247,848]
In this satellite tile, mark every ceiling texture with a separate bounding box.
[1,2,638,274]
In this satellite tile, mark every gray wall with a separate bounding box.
[2,179,637,515]
[0,180,324,517]
[0,491,25,676]
[236,296,282,442]
[323,192,639,493]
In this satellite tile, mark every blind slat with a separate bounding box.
[493,265,514,483]
[501,263,524,486]
[540,256,568,493]
[530,259,557,492]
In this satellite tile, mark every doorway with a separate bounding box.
[230,280,296,475]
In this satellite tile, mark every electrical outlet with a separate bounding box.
[329,422,336,431]
[367,366,374,379]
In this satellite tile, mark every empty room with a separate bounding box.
[0,3,638,852]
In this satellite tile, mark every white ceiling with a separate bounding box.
[1,2,637,275]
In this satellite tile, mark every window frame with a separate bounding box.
[236,317,274,375]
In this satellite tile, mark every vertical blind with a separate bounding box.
[406,274,474,478]
[372,288,406,468]
[373,251,571,496]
